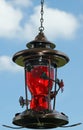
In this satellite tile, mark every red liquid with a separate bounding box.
[26,65,54,111]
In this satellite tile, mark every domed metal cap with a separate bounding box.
[26,32,56,49]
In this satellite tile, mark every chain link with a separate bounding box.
[39,0,44,32]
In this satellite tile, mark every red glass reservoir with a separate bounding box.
[26,65,54,111]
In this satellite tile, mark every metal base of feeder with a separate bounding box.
[13,110,69,129]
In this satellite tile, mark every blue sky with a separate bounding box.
[0,0,83,130]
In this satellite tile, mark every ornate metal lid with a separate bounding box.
[26,32,56,49]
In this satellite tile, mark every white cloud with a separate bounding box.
[23,6,79,41]
[44,7,79,39]
[0,1,79,40]
[9,0,32,7]
[0,56,22,72]
[0,0,23,38]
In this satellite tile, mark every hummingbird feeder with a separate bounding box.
[12,0,70,129]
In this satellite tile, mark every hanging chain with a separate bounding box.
[39,0,44,32]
